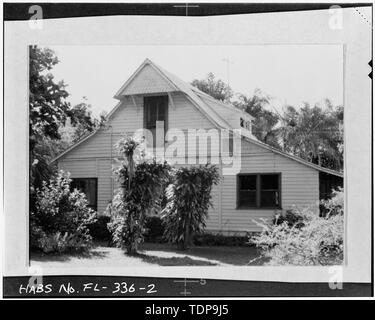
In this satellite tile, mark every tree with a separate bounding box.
[29,46,107,200]
[29,46,71,147]
[191,72,233,102]
[234,89,280,148]
[29,45,72,198]
[108,136,171,254]
[278,101,343,170]
[162,165,220,250]
[69,100,107,143]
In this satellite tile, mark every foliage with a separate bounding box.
[320,187,344,217]
[251,190,344,265]
[30,170,97,253]
[272,209,305,228]
[69,101,107,143]
[193,233,251,247]
[191,71,343,171]
[37,231,93,254]
[191,72,233,102]
[144,216,165,243]
[108,136,171,254]
[161,164,220,250]
[88,215,112,241]
[277,101,343,171]
[29,46,71,144]
[234,89,280,148]
[29,45,70,198]
[29,46,105,211]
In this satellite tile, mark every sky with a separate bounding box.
[48,45,343,117]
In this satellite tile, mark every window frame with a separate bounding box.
[236,173,282,209]
[70,177,98,212]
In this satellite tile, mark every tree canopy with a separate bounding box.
[191,72,233,102]
[191,73,343,171]
[29,46,105,197]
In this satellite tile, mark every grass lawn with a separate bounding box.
[30,242,267,268]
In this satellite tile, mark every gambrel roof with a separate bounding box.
[51,59,343,178]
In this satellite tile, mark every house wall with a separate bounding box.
[58,92,216,215]
[212,139,320,234]
[58,92,320,234]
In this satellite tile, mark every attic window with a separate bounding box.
[144,96,168,147]
[240,118,244,128]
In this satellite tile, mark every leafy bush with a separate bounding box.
[193,233,251,247]
[108,136,171,254]
[251,189,344,266]
[144,216,165,243]
[162,164,220,250]
[30,170,97,253]
[321,187,344,217]
[38,231,92,254]
[272,209,305,228]
[88,215,111,241]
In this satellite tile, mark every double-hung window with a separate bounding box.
[237,173,281,209]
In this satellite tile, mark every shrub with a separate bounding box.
[251,190,344,266]
[161,164,220,250]
[144,216,165,243]
[88,215,111,242]
[320,187,344,217]
[272,209,305,228]
[193,233,250,247]
[30,170,97,253]
[38,232,93,254]
[108,136,171,254]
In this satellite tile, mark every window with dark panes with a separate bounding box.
[144,96,168,147]
[237,173,281,209]
[238,175,257,207]
[71,178,97,211]
[260,174,280,208]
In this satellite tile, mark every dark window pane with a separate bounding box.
[157,103,166,121]
[261,174,279,190]
[144,96,167,130]
[144,96,168,148]
[239,190,256,207]
[239,175,257,190]
[261,190,279,207]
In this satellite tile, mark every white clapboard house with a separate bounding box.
[52,59,343,234]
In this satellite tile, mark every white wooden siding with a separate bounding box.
[58,92,320,233]
[58,91,218,215]
[169,93,213,129]
[215,140,319,233]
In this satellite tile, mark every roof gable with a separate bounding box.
[115,60,177,97]
[51,59,343,178]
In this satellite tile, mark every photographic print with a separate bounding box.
[2,2,372,299]
[29,44,344,268]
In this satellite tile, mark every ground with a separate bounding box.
[30,242,267,268]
